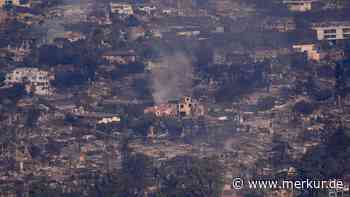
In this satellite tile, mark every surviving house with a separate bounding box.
[97,116,121,124]
[282,0,318,12]
[136,5,157,15]
[110,3,134,15]
[293,43,322,61]
[293,42,345,62]
[5,68,54,95]
[213,49,227,65]
[312,21,350,40]
[0,0,31,8]
[176,30,200,37]
[63,31,86,42]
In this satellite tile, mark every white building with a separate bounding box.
[110,3,134,15]
[293,43,322,61]
[63,31,86,42]
[0,0,31,8]
[282,0,317,12]
[213,49,227,65]
[312,22,350,40]
[137,5,156,15]
[5,68,54,96]
[98,116,121,124]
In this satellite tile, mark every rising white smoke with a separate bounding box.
[150,52,194,104]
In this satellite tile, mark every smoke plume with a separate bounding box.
[151,52,194,104]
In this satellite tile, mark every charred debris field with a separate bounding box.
[1,0,350,196]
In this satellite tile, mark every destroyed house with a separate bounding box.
[261,17,296,32]
[5,68,54,96]
[101,50,137,65]
[144,97,205,118]
[144,103,177,117]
